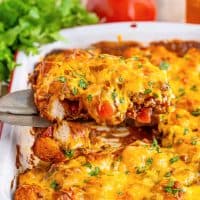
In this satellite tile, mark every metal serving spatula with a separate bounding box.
[0,89,52,127]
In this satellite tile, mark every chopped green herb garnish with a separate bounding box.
[159,61,170,70]
[164,172,172,177]
[190,85,198,91]
[132,56,139,61]
[83,179,89,183]
[78,79,88,89]
[191,137,197,145]
[148,81,154,87]
[125,170,130,175]
[146,158,153,166]
[135,166,146,174]
[178,88,185,97]
[191,108,200,116]
[164,180,182,195]
[118,76,124,83]
[111,90,117,101]
[87,94,93,102]
[119,97,125,104]
[135,157,153,174]
[64,149,74,159]
[117,191,123,195]
[72,87,78,95]
[144,88,152,95]
[169,156,179,164]
[83,162,92,169]
[183,128,189,135]
[57,76,66,83]
[153,93,159,98]
[151,138,161,153]
[50,180,59,190]
[89,167,100,176]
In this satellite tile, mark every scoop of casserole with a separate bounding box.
[30,49,173,125]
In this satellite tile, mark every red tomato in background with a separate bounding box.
[87,0,156,22]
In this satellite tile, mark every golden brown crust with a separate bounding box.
[14,185,44,200]
[32,121,154,163]
[33,136,65,163]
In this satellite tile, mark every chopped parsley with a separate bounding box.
[191,137,197,145]
[148,81,154,87]
[151,138,161,153]
[111,90,117,101]
[153,93,159,98]
[118,76,124,83]
[64,149,74,159]
[190,85,198,91]
[164,180,182,196]
[119,97,125,104]
[117,192,123,195]
[78,79,88,89]
[72,87,78,95]
[191,108,200,116]
[144,88,152,95]
[125,170,130,175]
[159,61,170,70]
[50,180,59,190]
[146,157,153,166]
[183,128,189,135]
[89,167,100,176]
[164,172,172,177]
[57,76,66,83]
[83,162,92,169]
[169,156,179,164]
[117,191,123,195]
[135,166,146,174]
[83,179,89,183]
[87,94,93,102]
[132,56,139,61]
[178,88,185,97]
[135,157,153,174]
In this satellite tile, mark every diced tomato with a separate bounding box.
[136,108,152,123]
[98,101,114,119]
[41,126,53,137]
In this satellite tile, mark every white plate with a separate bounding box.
[0,22,200,200]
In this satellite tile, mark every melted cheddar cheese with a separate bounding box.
[33,49,172,125]
[16,141,200,200]
[16,42,200,200]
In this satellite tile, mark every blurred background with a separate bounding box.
[85,0,200,23]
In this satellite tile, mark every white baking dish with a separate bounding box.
[0,22,199,200]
